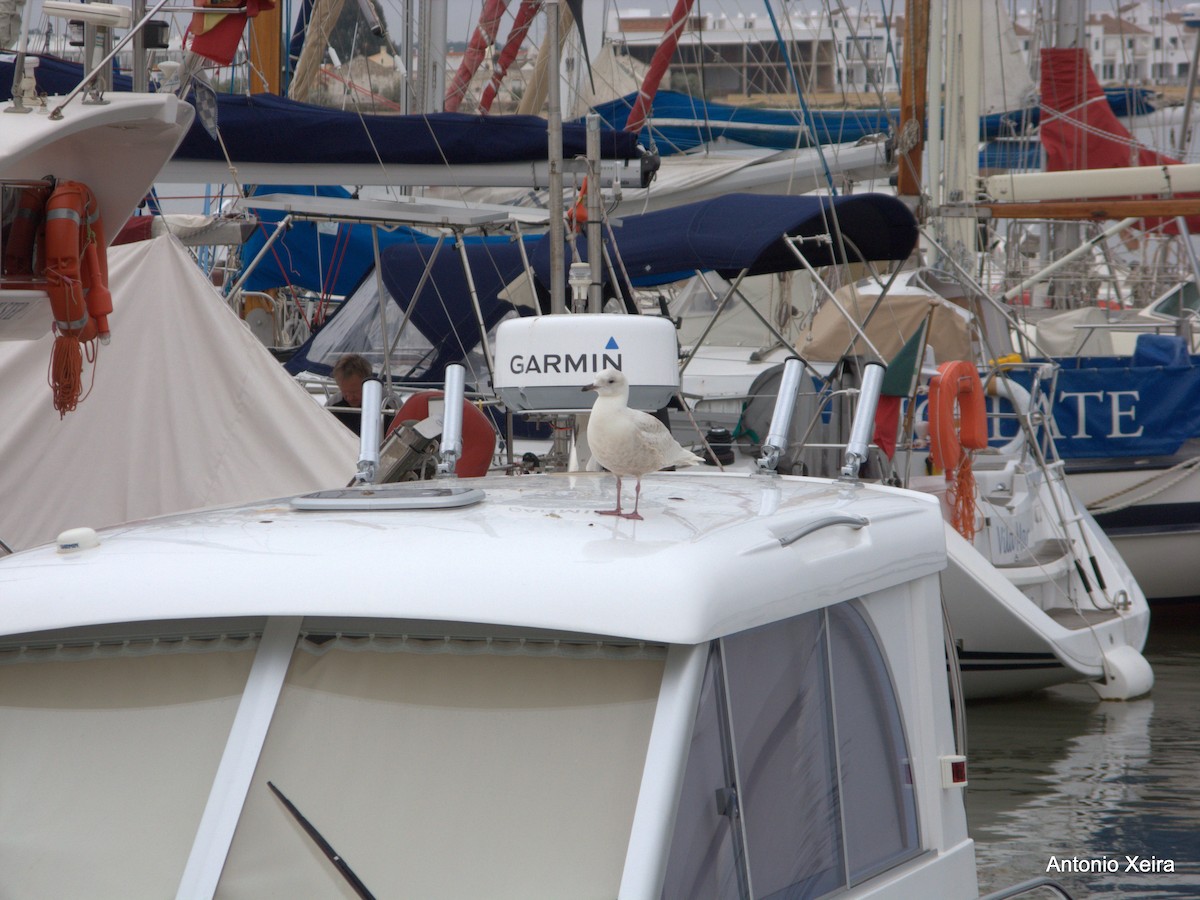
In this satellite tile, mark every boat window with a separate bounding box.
[0,643,256,897]
[660,645,745,900]
[661,600,919,899]
[218,643,664,898]
[828,603,920,882]
[1148,279,1200,317]
[723,609,844,899]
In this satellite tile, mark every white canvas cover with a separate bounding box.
[0,234,358,551]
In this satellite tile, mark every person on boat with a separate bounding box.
[328,353,373,435]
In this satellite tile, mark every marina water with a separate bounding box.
[968,602,1200,898]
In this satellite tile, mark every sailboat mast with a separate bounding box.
[445,0,509,112]
[1049,0,1086,302]
[248,0,283,94]
[416,0,446,113]
[547,0,566,314]
[937,0,981,269]
[897,0,929,203]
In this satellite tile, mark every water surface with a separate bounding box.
[967,602,1200,898]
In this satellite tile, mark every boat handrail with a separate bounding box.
[978,876,1074,900]
[775,514,868,548]
[437,364,466,478]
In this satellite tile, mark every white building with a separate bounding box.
[608,2,1200,103]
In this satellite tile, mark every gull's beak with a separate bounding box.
[582,382,596,393]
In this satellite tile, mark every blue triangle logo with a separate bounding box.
[605,337,619,350]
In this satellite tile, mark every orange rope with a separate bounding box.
[49,335,83,418]
[947,455,977,542]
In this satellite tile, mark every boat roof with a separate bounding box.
[0,471,946,644]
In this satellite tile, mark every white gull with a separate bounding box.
[582,367,702,520]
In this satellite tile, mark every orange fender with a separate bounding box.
[388,391,496,477]
[568,176,589,233]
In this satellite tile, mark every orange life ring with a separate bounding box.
[45,180,111,342]
[928,360,988,542]
[43,180,111,416]
[2,184,51,280]
[928,360,988,473]
[387,391,496,478]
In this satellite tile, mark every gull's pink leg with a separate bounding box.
[598,475,625,516]
[622,477,645,520]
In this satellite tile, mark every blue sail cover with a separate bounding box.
[171,92,643,166]
[583,88,1155,157]
[0,55,643,167]
[585,90,896,155]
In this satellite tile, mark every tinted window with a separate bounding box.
[829,603,920,882]
[661,649,744,900]
[723,611,843,899]
[661,600,920,899]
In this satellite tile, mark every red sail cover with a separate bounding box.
[1040,47,1200,231]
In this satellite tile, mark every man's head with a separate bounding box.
[332,354,373,407]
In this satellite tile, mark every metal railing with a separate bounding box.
[979,876,1075,900]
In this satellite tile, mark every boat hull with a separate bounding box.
[1066,450,1200,601]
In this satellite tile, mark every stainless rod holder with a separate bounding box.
[353,378,384,484]
[439,364,466,477]
[841,362,886,480]
[757,358,805,474]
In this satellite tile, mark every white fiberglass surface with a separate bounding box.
[217,644,664,899]
[0,643,255,897]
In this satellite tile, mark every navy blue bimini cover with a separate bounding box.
[531,192,918,290]
[286,192,916,381]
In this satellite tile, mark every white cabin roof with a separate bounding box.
[0,471,947,644]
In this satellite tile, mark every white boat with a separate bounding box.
[970,28,1200,601]
[685,271,1154,701]
[1,14,360,554]
[0,350,1042,899]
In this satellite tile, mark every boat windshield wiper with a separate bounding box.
[267,781,377,900]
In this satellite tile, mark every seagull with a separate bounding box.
[582,368,702,520]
